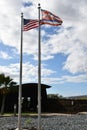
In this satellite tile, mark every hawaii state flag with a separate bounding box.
[41,9,63,26]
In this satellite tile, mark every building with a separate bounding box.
[0,83,51,113]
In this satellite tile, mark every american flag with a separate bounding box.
[23,19,42,31]
[41,9,63,26]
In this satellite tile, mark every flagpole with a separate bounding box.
[18,12,23,130]
[38,3,41,130]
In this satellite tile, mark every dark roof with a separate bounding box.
[17,83,51,88]
[16,83,51,96]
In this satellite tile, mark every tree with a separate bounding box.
[47,94,63,99]
[0,73,17,114]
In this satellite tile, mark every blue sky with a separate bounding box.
[0,0,87,97]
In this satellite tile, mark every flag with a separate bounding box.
[23,19,42,31]
[41,9,63,26]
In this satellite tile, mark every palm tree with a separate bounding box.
[0,73,17,115]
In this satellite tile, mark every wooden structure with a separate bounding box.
[0,83,51,113]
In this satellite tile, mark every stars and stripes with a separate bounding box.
[23,19,41,31]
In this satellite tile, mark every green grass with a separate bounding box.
[0,112,38,117]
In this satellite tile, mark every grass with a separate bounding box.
[0,112,38,117]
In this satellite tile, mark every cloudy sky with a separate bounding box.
[0,0,87,97]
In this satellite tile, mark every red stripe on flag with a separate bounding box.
[41,9,63,26]
[23,19,39,31]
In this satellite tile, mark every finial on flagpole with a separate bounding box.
[38,3,41,9]
[21,12,23,16]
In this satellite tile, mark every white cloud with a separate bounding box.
[23,30,38,55]
[0,62,55,84]
[42,25,87,74]
[42,74,87,85]
[0,61,87,86]
[63,47,87,74]
[0,0,21,50]
[0,51,12,59]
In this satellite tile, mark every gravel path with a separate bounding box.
[0,114,87,130]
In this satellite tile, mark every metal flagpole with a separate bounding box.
[18,12,23,130]
[38,3,41,130]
